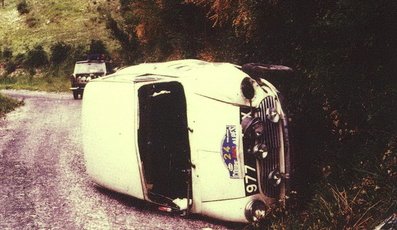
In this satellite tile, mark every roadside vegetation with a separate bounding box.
[1,0,395,228]
[0,93,23,118]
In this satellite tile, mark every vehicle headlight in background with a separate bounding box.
[241,77,255,100]
[245,200,267,222]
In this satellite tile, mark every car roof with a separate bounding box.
[75,60,106,64]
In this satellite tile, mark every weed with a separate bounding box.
[24,45,48,68]
[25,16,38,28]
[0,93,24,118]
[16,0,29,14]
[50,42,71,65]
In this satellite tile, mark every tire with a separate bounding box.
[73,91,79,100]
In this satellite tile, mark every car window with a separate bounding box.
[74,62,106,74]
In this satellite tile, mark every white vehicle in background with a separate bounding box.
[70,54,114,99]
[82,59,293,223]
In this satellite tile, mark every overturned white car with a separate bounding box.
[82,59,292,223]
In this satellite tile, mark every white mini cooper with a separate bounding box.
[82,59,292,223]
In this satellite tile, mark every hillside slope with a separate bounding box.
[0,0,119,54]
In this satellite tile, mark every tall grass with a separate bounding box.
[0,69,70,92]
[0,93,24,117]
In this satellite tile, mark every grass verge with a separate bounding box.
[0,69,70,92]
[0,93,24,118]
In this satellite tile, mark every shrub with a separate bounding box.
[50,42,71,65]
[24,45,48,68]
[17,0,29,15]
[25,16,38,28]
[2,47,13,60]
[14,53,25,67]
[4,61,17,74]
[0,94,24,118]
[89,39,108,55]
[66,44,87,63]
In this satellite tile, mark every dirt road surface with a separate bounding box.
[0,90,242,230]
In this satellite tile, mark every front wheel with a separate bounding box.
[73,91,79,100]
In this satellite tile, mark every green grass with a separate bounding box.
[1,0,118,93]
[0,0,119,54]
[0,0,116,116]
[0,69,70,92]
[0,93,24,118]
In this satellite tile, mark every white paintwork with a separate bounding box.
[82,81,144,199]
[82,59,287,223]
[200,194,265,223]
[186,94,246,201]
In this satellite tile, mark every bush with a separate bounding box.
[25,16,38,28]
[89,39,108,55]
[4,61,17,74]
[0,94,24,118]
[17,0,29,15]
[50,42,71,65]
[62,44,87,62]
[14,53,25,67]
[24,45,48,68]
[1,47,13,60]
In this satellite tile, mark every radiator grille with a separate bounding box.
[258,96,281,198]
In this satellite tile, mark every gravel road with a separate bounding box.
[0,90,243,230]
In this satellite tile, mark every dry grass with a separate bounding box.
[0,0,119,54]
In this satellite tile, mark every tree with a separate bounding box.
[24,45,48,68]
[50,42,71,65]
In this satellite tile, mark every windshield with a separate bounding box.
[74,62,106,74]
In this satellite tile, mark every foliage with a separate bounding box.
[16,0,29,14]
[50,42,71,65]
[4,61,17,74]
[88,39,108,56]
[106,13,141,64]
[24,45,48,68]
[1,47,13,60]
[106,0,213,62]
[0,68,70,92]
[25,15,38,28]
[1,0,119,55]
[0,93,24,118]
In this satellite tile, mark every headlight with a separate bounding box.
[245,200,267,222]
[241,77,255,100]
